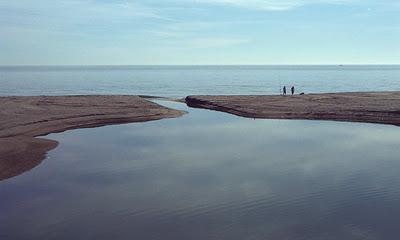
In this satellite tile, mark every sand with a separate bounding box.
[185,92,400,126]
[0,95,184,181]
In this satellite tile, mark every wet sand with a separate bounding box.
[0,95,184,181]
[186,92,400,126]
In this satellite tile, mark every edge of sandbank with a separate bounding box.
[0,95,185,181]
[184,91,400,126]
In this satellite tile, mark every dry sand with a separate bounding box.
[186,92,400,126]
[0,95,184,181]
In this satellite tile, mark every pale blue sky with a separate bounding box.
[0,0,399,65]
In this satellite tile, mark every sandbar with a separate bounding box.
[186,92,400,126]
[0,95,184,181]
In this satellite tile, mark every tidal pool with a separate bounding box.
[1,101,400,240]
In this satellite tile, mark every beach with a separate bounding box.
[186,91,400,126]
[2,92,400,180]
[2,92,400,239]
[2,0,398,237]
[0,95,184,180]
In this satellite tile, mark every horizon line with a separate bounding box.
[1,64,399,67]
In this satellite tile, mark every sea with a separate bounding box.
[0,65,399,97]
[1,65,400,240]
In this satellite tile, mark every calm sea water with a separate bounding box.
[2,101,400,239]
[0,65,399,97]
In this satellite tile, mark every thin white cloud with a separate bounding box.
[148,34,251,48]
[196,0,357,11]
[0,0,168,29]
[147,20,253,48]
[189,37,251,48]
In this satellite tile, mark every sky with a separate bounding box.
[0,0,399,65]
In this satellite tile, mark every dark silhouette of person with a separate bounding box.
[291,86,295,95]
[283,86,286,95]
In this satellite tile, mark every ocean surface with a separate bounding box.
[1,66,400,239]
[0,65,399,96]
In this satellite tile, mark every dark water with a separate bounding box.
[1,65,399,97]
[2,101,400,239]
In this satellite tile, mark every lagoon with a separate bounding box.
[2,101,400,239]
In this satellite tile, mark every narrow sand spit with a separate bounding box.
[186,92,400,126]
[0,95,184,181]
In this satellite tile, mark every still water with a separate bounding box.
[1,65,399,97]
[1,101,400,239]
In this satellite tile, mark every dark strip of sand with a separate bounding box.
[185,92,400,126]
[0,95,184,181]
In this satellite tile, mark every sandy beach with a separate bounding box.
[0,95,184,180]
[186,92,400,126]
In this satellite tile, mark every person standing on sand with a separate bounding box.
[291,86,295,95]
[283,86,287,95]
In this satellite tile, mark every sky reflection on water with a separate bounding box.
[1,101,400,240]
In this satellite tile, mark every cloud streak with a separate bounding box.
[196,0,357,11]
[0,0,168,31]
[189,37,251,48]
